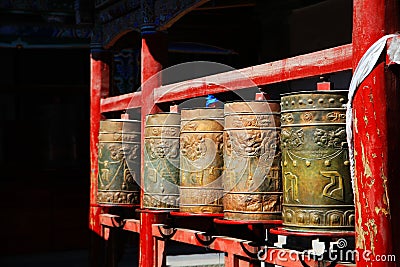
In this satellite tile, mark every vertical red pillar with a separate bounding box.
[89,44,110,266]
[139,30,168,267]
[352,0,398,265]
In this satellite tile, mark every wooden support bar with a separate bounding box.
[100,91,142,113]
[153,44,352,103]
[124,219,141,233]
[352,0,399,266]
[100,214,124,228]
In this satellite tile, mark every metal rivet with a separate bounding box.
[306,161,311,167]
[299,100,303,105]
[329,98,335,103]
[286,101,289,106]
[293,160,297,167]
[339,98,346,103]
[318,98,324,103]
[284,161,288,166]
[291,101,295,105]
[344,160,350,166]
[324,160,331,166]
[308,99,313,104]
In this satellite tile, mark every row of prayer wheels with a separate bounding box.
[97,91,355,233]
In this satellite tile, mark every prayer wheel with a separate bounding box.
[97,119,141,206]
[223,101,282,220]
[179,108,224,213]
[143,113,181,210]
[280,91,355,232]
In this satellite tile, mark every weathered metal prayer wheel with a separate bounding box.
[281,91,354,232]
[223,101,282,221]
[180,108,224,213]
[143,113,181,210]
[97,119,141,206]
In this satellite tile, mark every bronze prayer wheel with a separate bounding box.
[280,91,354,232]
[143,113,181,210]
[97,119,141,206]
[223,101,282,221]
[179,108,224,213]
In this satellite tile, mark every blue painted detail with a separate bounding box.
[113,49,140,95]
[140,24,157,35]
[206,95,218,107]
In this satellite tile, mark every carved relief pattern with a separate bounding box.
[232,115,272,128]
[281,129,304,148]
[283,208,355,228]
[180,188,223,207]
[313,127,346,149]
[150,126,179,137]
[284,172,300,203]
[148,139,179,159]
[281,93,353,230]
[180,134,208,161]
[327,111,346,122]
[143,193,179,209]
[224,119,282,219]
[179,115,224,212]
[281,113,294,124]
[223,193,282,213]
[230,129,264,157]
[97,142,140,205]
[301,112,313,123]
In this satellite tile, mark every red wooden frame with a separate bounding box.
[90,1,399,266]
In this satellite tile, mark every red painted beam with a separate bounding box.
[100,91,142,113]
[124,219,141,233]
[89,48,111,267]
[352,0,398,266]
[154,44,352,103]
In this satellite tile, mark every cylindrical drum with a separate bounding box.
[223,101,282,221]
[280,91,354,232]
[97,119,141,206]
[180,108,224,213]
[144,113,181,210]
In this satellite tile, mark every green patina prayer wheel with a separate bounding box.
[143,113,181,210]
[223,101,282,221]
[97,119,141,206]
[179,108,224,213]
[280,91,354,232]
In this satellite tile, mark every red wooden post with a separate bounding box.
[352,0,399,266]
[139,30,168,267]
[89,44,111,266]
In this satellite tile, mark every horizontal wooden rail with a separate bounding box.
[100,91,142,113]
[154,44,353,103]
[100,214,140,233]
[99,44,352,112]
